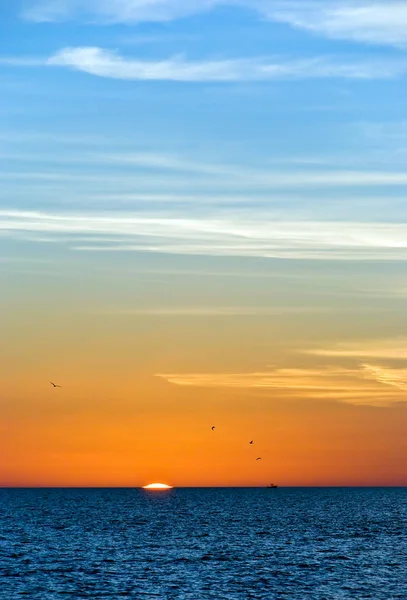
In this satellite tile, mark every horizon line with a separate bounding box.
[1,485,406,489]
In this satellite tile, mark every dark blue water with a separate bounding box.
[0,488,406,599]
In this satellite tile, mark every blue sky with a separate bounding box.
[1,0,407,260]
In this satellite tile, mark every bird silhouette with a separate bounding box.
[211,426,215,431]
[256,457,262,461]
[249,440,254,445]
[49,381,61,388]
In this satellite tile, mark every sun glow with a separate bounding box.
[142,483,173,490]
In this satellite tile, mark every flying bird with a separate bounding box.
[256,457,262,461]
[249,440,254,445]
[211,426,215,431]
[49,381,61,388]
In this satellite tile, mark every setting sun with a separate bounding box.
[142,483,174,490]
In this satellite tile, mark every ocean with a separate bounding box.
[1,487,406,599]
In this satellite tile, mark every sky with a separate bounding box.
[1,0,407,487]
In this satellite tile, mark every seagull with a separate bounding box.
[256,457,262,461]
[49,381,61,388]
[211,426,215,431]
[249,440,254,445]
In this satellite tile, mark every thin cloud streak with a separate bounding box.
[308,338,407,360]
[264,2,407,48]
[47,47,407,81]
[2,210,407,260]
[3,166,407,188]
[93,306,330,316]
[4,146,407,187]
[361,363,407,391]
[0,56,46,67]
[20,1,407,48]
[157,367,361,388]
[156,366,407,406]
[72,246,407,260]
[21,0,219,23]
[3,47,407,81]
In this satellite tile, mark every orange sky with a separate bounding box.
[1,254,407,487]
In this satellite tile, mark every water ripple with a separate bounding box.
[0,488,406,599]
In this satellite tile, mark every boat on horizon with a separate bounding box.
[267,483,278,488]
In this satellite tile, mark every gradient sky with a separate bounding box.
[1,0,407,487]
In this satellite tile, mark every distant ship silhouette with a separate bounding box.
[267,483,278,488]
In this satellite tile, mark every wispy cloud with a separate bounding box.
[157,368,355,388]
[46,47,407,81]
[0,56,45,67]
[2,210,407,260]
[120,33,202,46]
[361,363,407,391]
[264,2,407,48]
[156,365,406,406]
[0,257,53,264]
[96,152,233,175]
[3,164,407,188]
[3,47,407,82]
[93,306,329,316]
[21,0,218,23]
[21,1,407,48]
[308,338,407,360]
